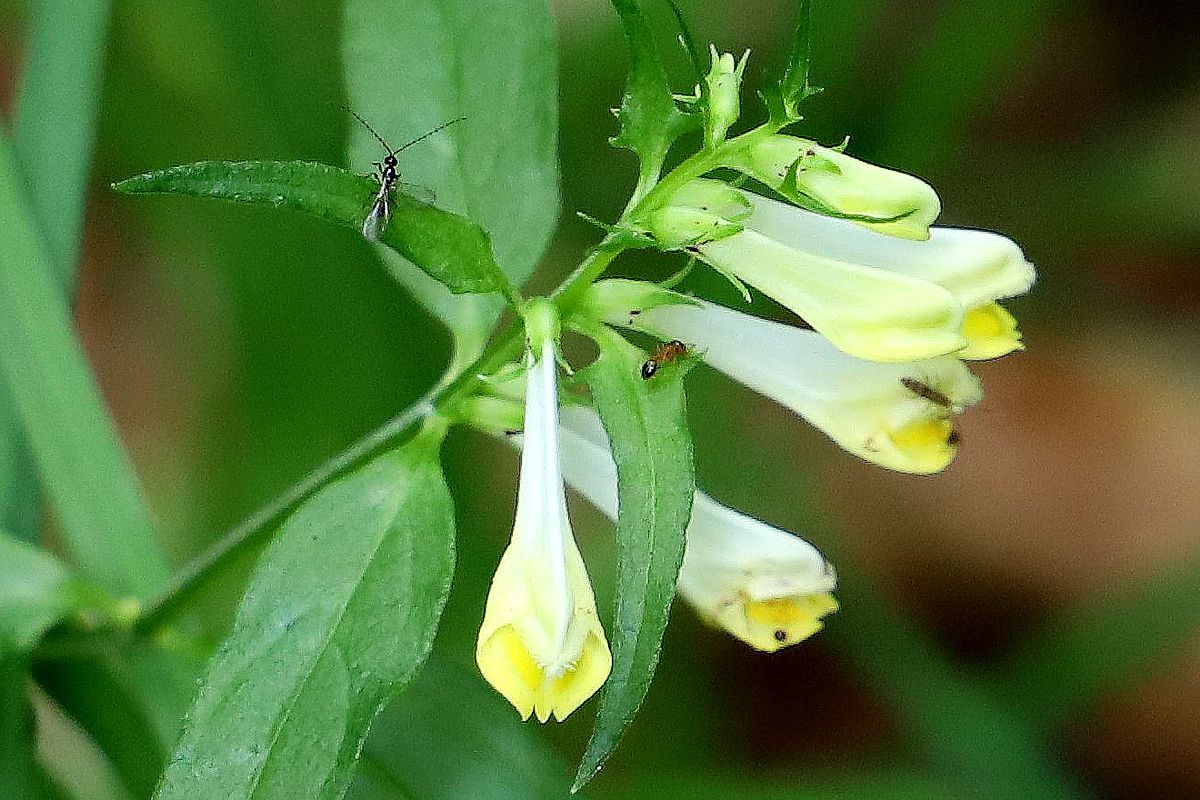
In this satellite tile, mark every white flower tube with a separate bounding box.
[587,280,982,475]
[476,310,611,722]
[555,406,837,653]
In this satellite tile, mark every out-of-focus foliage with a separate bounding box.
[2,0,1200,798]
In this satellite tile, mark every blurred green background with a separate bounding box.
[3,0,1199,798]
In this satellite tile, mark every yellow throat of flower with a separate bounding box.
[721,593,839,653]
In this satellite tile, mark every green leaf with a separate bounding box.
[607,0,698,187]
[343,0,559,354]
[4,0,113,545]
[573,325,694,791]
[0,535,83,655]
[114,160,504,295]
[0,413,39,542]
[762,0,822,124]
[13,0,111,278]
[0,134,168,598]
[994,552,1200,728]
[153,432,456,800]
[5,0,111,542]
[348,657,580,800]
[780,0,815,106]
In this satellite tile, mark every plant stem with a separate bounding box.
[129,117,751,633]
[134,236,626,634]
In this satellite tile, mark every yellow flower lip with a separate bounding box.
[959,302,1024,360]
[477,606,612,722]
[731,593,840,652]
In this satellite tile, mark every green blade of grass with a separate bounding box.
[0,134,167,598]
[3,0,113,541]
[12,0,112,277]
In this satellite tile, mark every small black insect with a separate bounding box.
[345,108,464,241]
[947,425,962,446]
[641,340,688,379]
[900,377,953,408]
[773,629,788,643]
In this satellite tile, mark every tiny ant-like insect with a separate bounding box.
[641,340,688,379]
[344,108,464,241]
[947,425,962,446]
[900,377,953,408]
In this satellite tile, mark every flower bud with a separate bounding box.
[703,47,748,149]
[723,134,941,240]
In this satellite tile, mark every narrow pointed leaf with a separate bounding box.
[764,0,821,123]
[573,326,694,791]
[115,161,503,295]
[153,437,456,800]
[0,136,167,597]
[344,0,559,348]
[780,0,814,103]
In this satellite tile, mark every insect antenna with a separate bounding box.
[342,105,393,154]
[394,116,466,154]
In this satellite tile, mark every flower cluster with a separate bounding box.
[470,46,1033,722]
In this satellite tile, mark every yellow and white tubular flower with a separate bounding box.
[555,406,837,652]
[476,308,611,722]
[586,280,983,474]
[642,178,1033,362]
[641,180,967,363]
[736,184,1035,360]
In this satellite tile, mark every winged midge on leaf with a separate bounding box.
[115,160,504,296]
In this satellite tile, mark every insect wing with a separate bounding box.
[362,197,389,241]
[396,180,436,204]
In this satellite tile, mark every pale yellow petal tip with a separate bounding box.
[720,592,839,653]
[959,302,1024,360]
[477,625,539,720]
[477,623,611,724]
[541,629,612,722]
